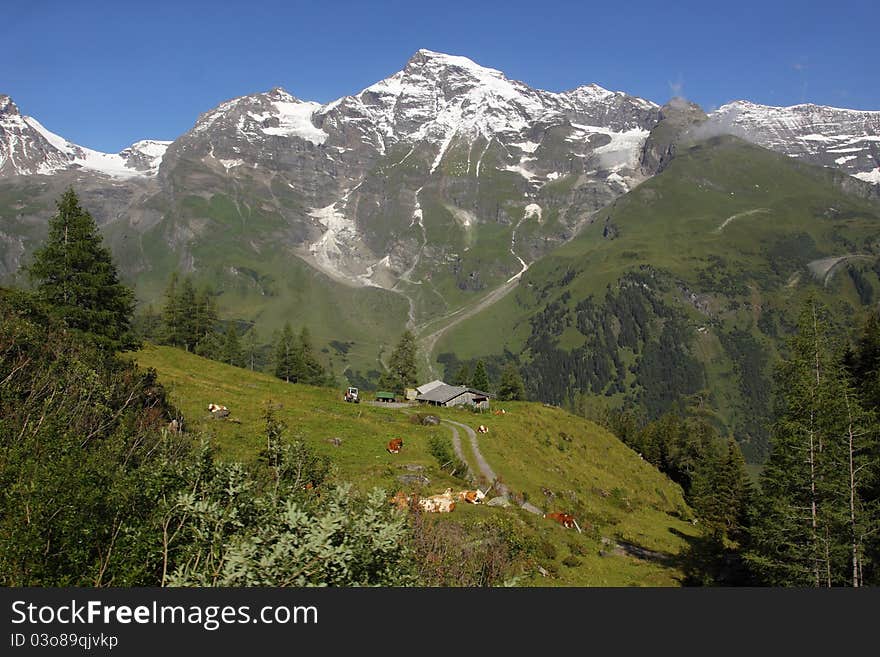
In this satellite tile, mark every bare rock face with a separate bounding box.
[702,100,880,184]
[639,97,708,176]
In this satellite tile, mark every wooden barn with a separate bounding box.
[415,382,491,409]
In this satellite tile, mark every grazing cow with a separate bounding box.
[477,425,489,434]
[418,488,456,513]
[390,491,412,511]
[457,489,487,504]
[208,403,230,419]
[544,512,581,532]
[386,438,404,454]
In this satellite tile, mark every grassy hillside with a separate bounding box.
[437,136,880,460]
[133,344,701,586]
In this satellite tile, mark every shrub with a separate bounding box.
[539,541,558,560]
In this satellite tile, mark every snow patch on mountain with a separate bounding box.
[261,99,327,145]
[705,101,880,184]
[20,116,169,178]
[854,168,880,184]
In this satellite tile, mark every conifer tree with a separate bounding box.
[497,363,525,401]
[274,323,298,383]
[453,363,471,386]
[161,272,184,347]
[471,359,490,392]
[297,327,327,385]
[222,324,242,367]
[26,188,135,351]
[177,278,197,350]
[380,330,418,393]
[747,298,875,586]
[193,286,218,348]
[243,328,260,371]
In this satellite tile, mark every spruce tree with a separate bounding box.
[26,188,135,351]
[453,363,471,386]
[193,286,218,348]
[471,359,490,392]
[380,331,418,393]
[298,327,327,386]
[274,323,297,383]
[243,328,260,371]
[161,272,184,347]
[177,278,197,351]
[747,298,874,586]
[497,363,525,401]
[222,324,242,367]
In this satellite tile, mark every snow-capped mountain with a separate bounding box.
[1,49,879,303]
[0,94,170,178]
[704,100,880,184]
[158,49,662,287]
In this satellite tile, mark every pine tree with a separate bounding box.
[746,298,873,586]
[298,327,327,386]
[132,304,162,342]
[380,331,418,393]
[222,324,242,367]
[453,363,471,386]
[161,272,184,347]
[274,323,297,383]
[471,359,490,392]
[193,286,218,348]
[26,188,135,351]
[243,328,260,371]
[177,277,197,351]
[497,363,525,401]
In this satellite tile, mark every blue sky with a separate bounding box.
[3,0,878,152]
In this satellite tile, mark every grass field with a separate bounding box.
[133,344,701,586]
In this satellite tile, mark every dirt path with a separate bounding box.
[714,208,770,233]
[417,276,521,377]
[442,418,542,515]
[443,422,474,480]
[807,254,873,286]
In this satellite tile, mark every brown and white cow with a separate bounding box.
[544,512,582,532]
[390,490,412,511]
[418,488,456,513]
[386,438,404,454]
[457,489,487,504]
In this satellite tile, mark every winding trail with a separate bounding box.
[442,418,542,515]
[416,276,521,377]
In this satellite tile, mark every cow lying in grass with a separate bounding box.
[418,488,456,513]
[457,489,486,504]
[387,438,404,453]
[207,403,229,419]
[544,512,582,533]
[477,425,489,434]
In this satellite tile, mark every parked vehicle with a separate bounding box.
[344,386,360,403]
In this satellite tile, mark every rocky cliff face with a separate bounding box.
[703,100,880,184]
[640,98,708,176]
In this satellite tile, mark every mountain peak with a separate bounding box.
[406,49,505,78]
[0,95,19,116]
